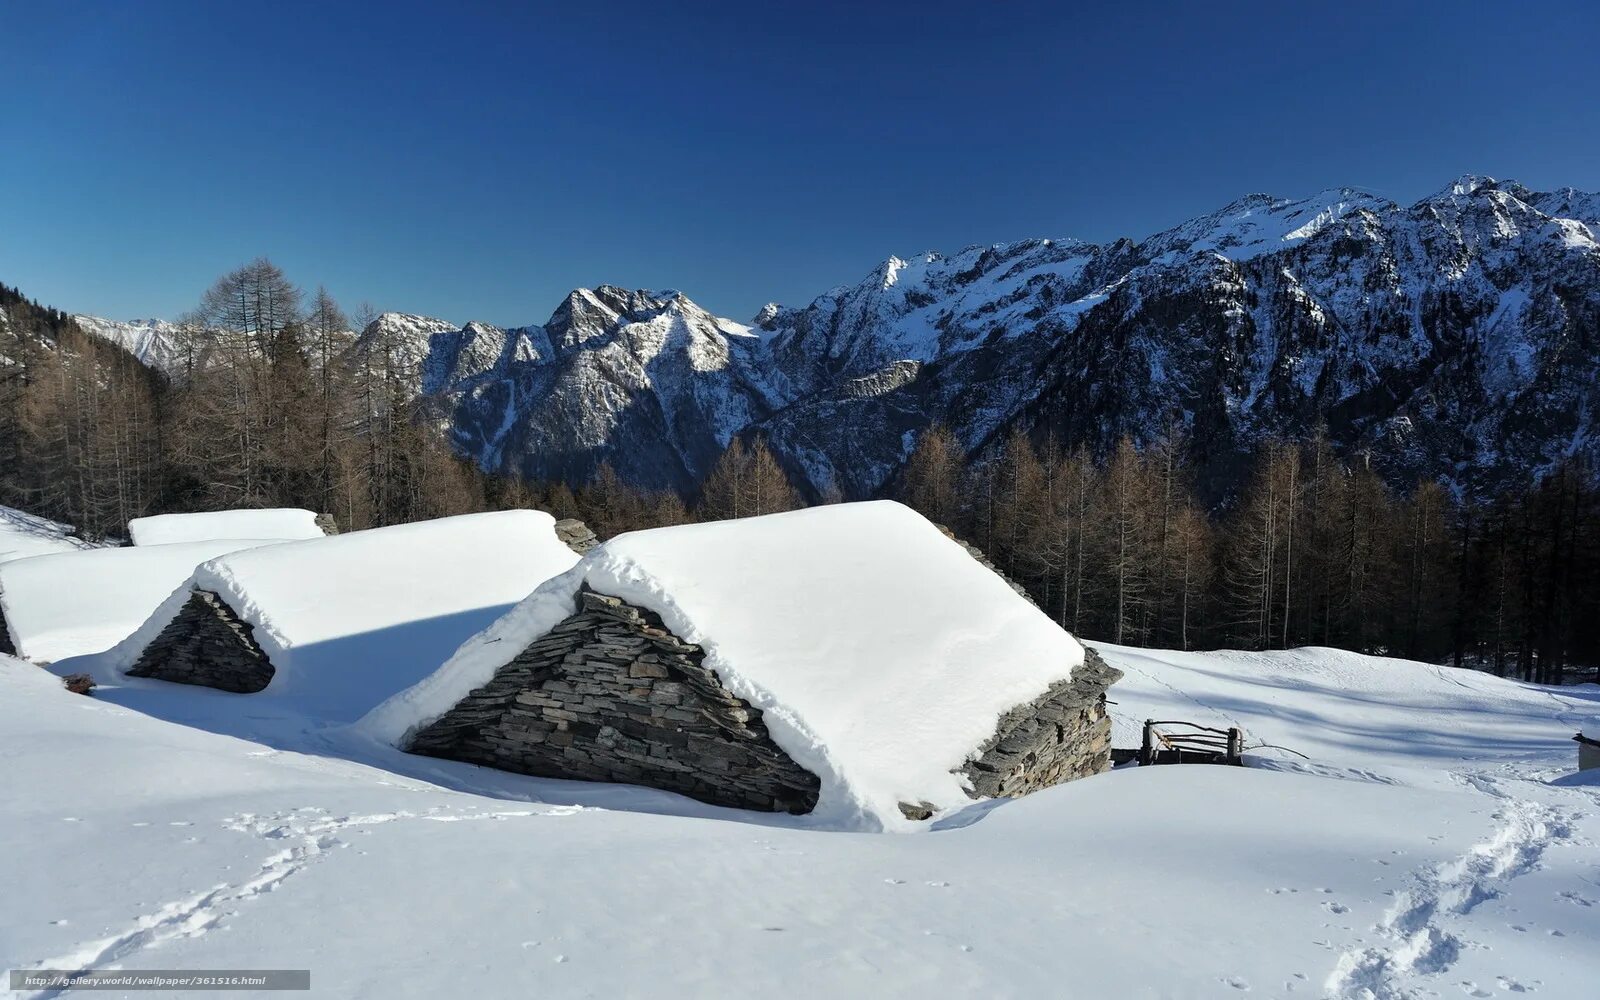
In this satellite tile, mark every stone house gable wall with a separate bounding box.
[408,590,821,814]
[960,647,1121,799]
[125,590,274,693]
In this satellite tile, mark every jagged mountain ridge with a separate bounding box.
[77,175,1600,500]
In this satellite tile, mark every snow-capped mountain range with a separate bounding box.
[76,175,1600,499]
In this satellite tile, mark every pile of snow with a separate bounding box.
[360,501,1085,829]
[127,508,326,546]
[0,504,86,564]
[0,540,280,662]
[98,510,579,722]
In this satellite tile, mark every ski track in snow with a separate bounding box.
[1323,785,1581,1000]
[18,805,569,1000]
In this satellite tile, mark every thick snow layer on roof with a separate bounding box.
[126,508,326,546]
[0,540,279,662]
[103,510,579,722]
[359,501,1084,829]
[0,505,86,564]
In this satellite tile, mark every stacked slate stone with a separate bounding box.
[409,589,821,813]
[958,648,1121,802]
[126,590,274,693]
[553,518,599,554]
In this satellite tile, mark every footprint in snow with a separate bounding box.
[1219,975,1250,990]
[1459,982,1492,997]
[883,878,905,885]
[925,880,949,888]
[1322,901,1350,915]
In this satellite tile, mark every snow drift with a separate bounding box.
[103,510,580,722]
[127,508,326,546]
[359,501,1086,829]
[0,539,280,662]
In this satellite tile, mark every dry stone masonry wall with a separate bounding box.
[126,590,275,693]
[409,590,821,813]
[957,647,1121,802]
[553,518,598,554]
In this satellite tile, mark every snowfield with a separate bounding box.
[0,540,282,662]
[361,502,1085,829]
[3,633,1595,998]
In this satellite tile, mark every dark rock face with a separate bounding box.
[409,589,821,813]
[126,590,274,693]
[0,608,15,657]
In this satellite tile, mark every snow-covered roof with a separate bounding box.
[127,508,326,546]
[360,501,1085,829]
[0,539,280,662]
[106,510,580,722]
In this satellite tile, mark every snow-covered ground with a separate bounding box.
[4,636,1594,998]
[0,505,87,564]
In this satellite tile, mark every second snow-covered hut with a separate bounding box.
[107,510,581,721]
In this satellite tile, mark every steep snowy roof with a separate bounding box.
[106,510,580,722]
[0,540,280,662]
[127,508,327,546]
[360,501,1085,829]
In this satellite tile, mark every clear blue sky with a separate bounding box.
[3,0,1597,326]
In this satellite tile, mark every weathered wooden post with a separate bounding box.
[1227,727,1243,764]
[1140,720,1155,766]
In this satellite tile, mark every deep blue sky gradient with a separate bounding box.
[3,0,1597,325]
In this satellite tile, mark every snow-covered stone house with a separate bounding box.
[104,511,581,722]
[126,507,331,546]
[0,539,281,662]
[358,501,1120,828]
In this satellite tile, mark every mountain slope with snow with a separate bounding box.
[71,315,186,369]
[66,175,1600,500]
